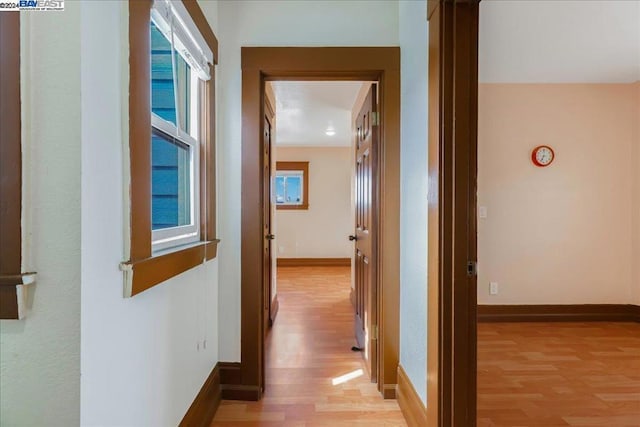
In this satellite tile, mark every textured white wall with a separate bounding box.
[216,0,399,362]
[398,0,429,406]
[79,1,220,426]
[275,147,353,259]
[0,7,82,426]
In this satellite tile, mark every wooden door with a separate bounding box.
[354,85,378,382]
[263,114,273,340]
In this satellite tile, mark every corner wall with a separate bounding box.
[0,7,82,425]
[478,83,638,305]
[398,0,429,406]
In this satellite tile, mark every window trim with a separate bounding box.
[122,0,219,297]
[0,13,36,320]
[275,161,309,210]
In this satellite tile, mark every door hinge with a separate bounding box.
[467,261,477,277]
[372,325,379,340]
[371,111,379,126]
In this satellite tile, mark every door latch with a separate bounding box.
[467,261,477,277]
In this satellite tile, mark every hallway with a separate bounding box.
[211,266,407,426]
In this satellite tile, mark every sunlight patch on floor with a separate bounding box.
[331,368,364,386]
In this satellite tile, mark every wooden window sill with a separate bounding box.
[120,239,219,297]
[0,273,36,320]
[276,204,309,211]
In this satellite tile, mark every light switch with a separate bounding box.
[479,206,488,219]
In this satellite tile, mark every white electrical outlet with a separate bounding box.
[479,206,488,219]
[490,282,499,295]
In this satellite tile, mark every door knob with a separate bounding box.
[348,235,357,241]
[266,234,275,240]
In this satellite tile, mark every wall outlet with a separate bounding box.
[490,282,499,295]
[479,206,488,219]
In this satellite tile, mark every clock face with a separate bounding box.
[532,145,555,167]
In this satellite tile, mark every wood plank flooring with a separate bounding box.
[211,266,407,427]
[211,265,640,426]
[478,322,640,426]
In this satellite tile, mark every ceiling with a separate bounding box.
[479,0,640,83]
[268,81,367,147]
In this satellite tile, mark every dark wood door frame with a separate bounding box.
[427,1,479,426]
[240,47,400,400]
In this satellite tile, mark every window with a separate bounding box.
[275,162,309,210]
[149,10,202,251]
[122,0,219,297]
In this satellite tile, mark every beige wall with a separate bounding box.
[634,82,640,305]
[275,146,353,259]
[478,83,638,305]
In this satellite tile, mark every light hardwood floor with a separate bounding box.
[211,266,407,427]
[478,321,640,426]
[211,266,640,426]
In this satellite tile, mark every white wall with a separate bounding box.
[275,147,353,259]
[398,0,429,406]
[0,7,82,426]
[217,0,399,362]
[477,83,637,305]
[79,2,220,426]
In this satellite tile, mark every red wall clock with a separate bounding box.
[531,145,555,167]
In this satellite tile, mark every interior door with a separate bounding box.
[353,85,378,382]
[263,114,274,339]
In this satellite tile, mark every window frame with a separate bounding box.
[150,115,200,251]
[275,161,309,210]
[122,0,219,297]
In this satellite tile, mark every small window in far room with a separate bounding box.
[275,161,309,210]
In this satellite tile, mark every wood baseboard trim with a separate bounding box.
[382,383,397,399]
[219,361,242,384]
[277,257,351,267]
[179,363,221,427]
[219,361,261,401]
[221,384,262,401]
[397,365,427,427]
[478,304,640,323]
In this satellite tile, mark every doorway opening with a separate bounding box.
[265,80,376,387]
[238,47,401,401]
